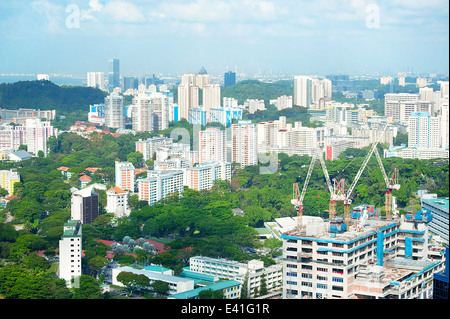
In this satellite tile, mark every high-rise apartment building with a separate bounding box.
[58,220,82,287]
[294,76,312,108]
[177,84,199,120]
[408,112,440,149]
[132,94,152,132]
[135,137,173,161]
[108,58,120,92]
[115,161,135,192]
[199,127,227,164]
[87,72,105,90]
[187,162,231,191]
[137,170,184,205]
[70,186,99,225]
[131,92,170,132]
[294,76,332,108]
[438,98,449,149]
[232,121,257,168]
[104,92,125,129]
[203,84,221,118]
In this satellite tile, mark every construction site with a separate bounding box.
[278,125,448,299]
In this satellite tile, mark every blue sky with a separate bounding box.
[0,0,448,77]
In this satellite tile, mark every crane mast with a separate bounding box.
[292,148,333,231]
[343,123,389,222]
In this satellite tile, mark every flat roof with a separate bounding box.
[422,197,449,210]
[169,280,241,299]
[115,266,193,283]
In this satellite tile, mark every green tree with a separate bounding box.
[117,271,150,296]
[151,280,169,297]
[72,275,101,299]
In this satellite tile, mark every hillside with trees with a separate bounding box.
[0,80,107,114]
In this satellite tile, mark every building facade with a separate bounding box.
[58,220,82,287]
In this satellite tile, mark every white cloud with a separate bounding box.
[30,0,65,33]
[102,1,145,23]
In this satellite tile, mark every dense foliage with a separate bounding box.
[0,80,107,114]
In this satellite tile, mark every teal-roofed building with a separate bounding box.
[421,197,449,244]
[169,280,241,299]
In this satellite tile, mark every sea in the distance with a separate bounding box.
[0,75,85,87]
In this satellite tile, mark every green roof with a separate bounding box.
[170,280,241,299]
[144,265,171,273]
[179,270,218,283]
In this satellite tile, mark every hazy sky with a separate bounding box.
[0,0,448,77]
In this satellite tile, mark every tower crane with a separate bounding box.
[343,123,389,223]
[374,148,400,219]
[292,148,333,231]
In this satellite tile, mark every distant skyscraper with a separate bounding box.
[294,76,312,108]
[123,76,138,91]
[104,92,125,129]
[203,84,221,119]
[224,71,236,88]
[108,58,120,92]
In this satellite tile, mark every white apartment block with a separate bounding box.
[416,76,427,87]
[131,94,152,132]
[87,72,105,90]
[438,98,449,149]
[294,76,312,108]
[203,84,221,118]
[58,220,82,287]
[155,143,197,164]
[104,92,125,130]
[244,99,266,114]
[199,127,227,164]
[384,146,449,160]
[135,137,173,161]
[223,97,238,108]
[115,161,135,192]
[439,81,449,98]
[294,76,332,108]
[189,256,283,298]
[408,112,440,149]
[232,121,258,168]
[177,84,199,120]
[137,170,184,205]
[106,186,131,218]
[380,76,394,85]
[270,95,293,111]
[280,214,446,299]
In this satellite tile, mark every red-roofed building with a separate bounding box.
[79,174,91,188]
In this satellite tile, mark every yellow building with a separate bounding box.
[0,169,20,195]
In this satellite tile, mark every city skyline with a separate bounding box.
[0,0,448,77]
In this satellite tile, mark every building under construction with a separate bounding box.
[280,209,446,299]
[280,130,447,299]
